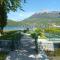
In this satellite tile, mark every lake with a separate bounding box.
[4,26,35,31]
[4,26,26,31]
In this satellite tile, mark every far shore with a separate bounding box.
[3,30,20,32]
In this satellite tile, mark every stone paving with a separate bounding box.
[6,34,49,60]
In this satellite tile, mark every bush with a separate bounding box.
[0,52,8,60]
[45,28,60,33]
[0,30,23,40]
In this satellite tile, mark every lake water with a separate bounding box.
[4,26,35,31]
[4,26,25,31]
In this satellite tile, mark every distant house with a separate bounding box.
[52,24,60,28]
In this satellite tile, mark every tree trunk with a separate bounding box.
[0,27,4,34]
[0,3,7,34]
[35,38,38,54]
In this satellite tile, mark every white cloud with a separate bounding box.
[40,9,49,13]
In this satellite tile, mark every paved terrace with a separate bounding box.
[6,33,49,60]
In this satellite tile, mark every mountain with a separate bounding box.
[18,11,60,28]
[30,11,60,18]
[7,19,18,26]
[7,11,60,27]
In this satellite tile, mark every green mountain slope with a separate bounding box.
[18,12,60,27]
[7,11,60,27]
[7,20,18,26]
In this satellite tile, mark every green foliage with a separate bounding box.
[30,28,47,53]
[34,28,42,34]
[45,28,60,33]
[0,3,7,34]
[31,32,38,39]
[0,0,25,12]
[0,52,8,60]
[30,32,38,54]
[0,0,25,34]
[0,30,23,51]
[23,28,29,33]
[0,30,23,40]
[33,28,46,39]
[45,28,60,38]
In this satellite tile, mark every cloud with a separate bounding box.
[40,9,49,13]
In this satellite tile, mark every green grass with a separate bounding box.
[0,30,23,40]
[0,52,8,60]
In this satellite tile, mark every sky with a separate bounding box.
[8,0,60,21]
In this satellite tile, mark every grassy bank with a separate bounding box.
[0,52,8,60]
[0,30,23,40]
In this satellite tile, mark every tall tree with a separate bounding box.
[0,0,25,34]
[31,32,38,54]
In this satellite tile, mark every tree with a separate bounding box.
[31,32,38,54]
[34,28,42,35]
[0,0,25,34]
[31,28,46,54]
